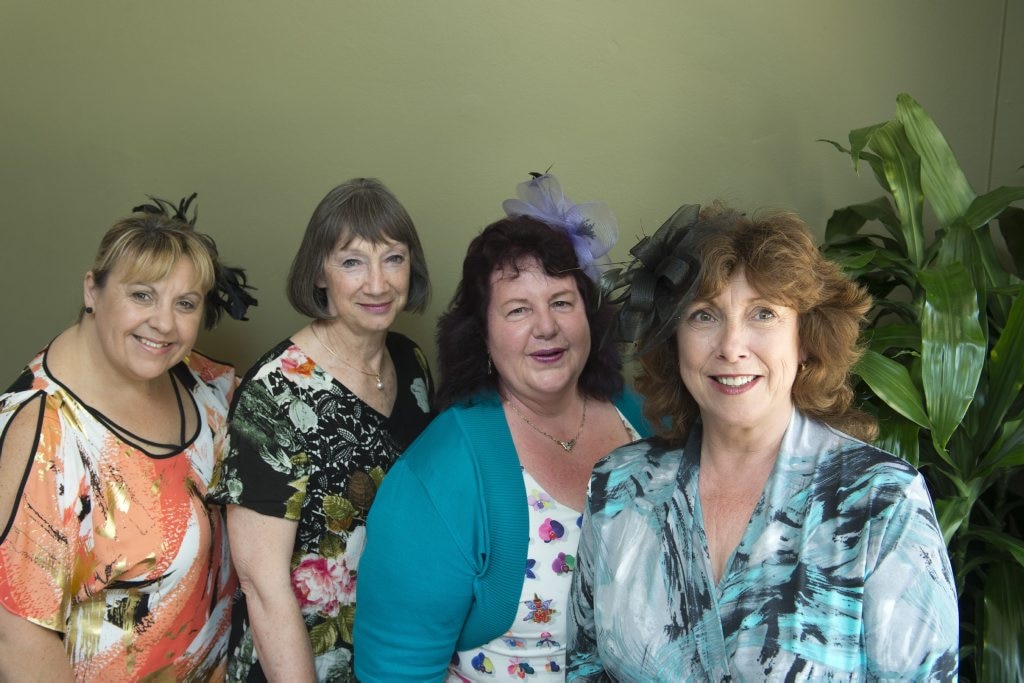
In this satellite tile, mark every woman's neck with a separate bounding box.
[314,319,388,366]
[698,409,791,474]
[500,383,581,419]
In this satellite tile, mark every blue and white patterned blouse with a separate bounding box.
[567,409,958,681]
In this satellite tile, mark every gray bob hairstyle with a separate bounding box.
[286,178,430,318]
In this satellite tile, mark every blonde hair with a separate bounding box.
[87,212,217,313]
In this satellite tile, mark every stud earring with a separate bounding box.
[84,306,94,315]
[799,362,807,372]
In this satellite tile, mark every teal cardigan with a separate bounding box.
[354,390,648,682]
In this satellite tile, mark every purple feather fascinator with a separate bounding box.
[502,173,618,282]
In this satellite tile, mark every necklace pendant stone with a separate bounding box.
[559,439,575,452]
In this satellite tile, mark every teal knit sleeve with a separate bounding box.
[354,414,483,681]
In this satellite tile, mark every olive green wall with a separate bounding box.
[1,1,1021,378]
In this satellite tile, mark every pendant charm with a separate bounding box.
[375,376,384,390]
[505,394,587,455]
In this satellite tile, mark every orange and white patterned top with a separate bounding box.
[0,348,238,681]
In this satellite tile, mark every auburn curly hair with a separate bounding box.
[635,202,876,444]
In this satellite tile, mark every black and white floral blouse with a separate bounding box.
[209,332,434,682]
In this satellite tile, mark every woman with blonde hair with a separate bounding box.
[0,195,254,681]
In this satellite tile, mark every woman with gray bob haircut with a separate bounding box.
[209,178,436,682]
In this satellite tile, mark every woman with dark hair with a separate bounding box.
[567,203,959,680]
[208,178,435,681]
[355,175,650,681]
[0,195,254,680]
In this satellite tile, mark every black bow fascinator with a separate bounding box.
[134,193,258,328]
[602,203,703,353]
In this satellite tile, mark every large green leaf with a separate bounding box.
[871,299,919,324]
[867,120,926,266]
[848,124,885,163]
[942,428,979,487]
[825,240,915,288]
[865,323,921,354]
[829,247,880,273]
[824,197,900,245]
[918,265,986,449]
[979,418,1024,476]
[979,562,1024,682]
[977,292,1024,445]
[846,126,891,189]
[855,350,931,429]
[970,529,1024,569]
[962,186,1024,230]
[873,411,920,467]
[896,93,976,227]
[976,233,1019,326]
[934,495,971,546]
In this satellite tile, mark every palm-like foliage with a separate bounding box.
[820,93,1024,681]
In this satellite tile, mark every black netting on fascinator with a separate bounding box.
[602,203,703,353]
[133,193,258,328]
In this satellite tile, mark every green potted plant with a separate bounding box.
[820,93,1024,681]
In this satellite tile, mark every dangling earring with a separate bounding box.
[84,306,94,315]
[487,355,493,375]
[799,361,807,373]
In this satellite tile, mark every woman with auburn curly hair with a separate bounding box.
[568,203,959,680]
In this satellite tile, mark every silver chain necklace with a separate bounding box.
[311,323,385,390]
[506,394,588,452]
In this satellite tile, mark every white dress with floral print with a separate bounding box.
[447,414,639,681]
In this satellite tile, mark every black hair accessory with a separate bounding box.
[133,192,200,224]
[133,193,257,328]
[601,203,703,352]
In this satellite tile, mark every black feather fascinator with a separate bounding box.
[133,193,258,329]
[601,203,704,354]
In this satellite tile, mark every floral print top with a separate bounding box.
[449,413,639,682]
[567,409,959,681]
[0,348,237,681]
[208,333,434,682]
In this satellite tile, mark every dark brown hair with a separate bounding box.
[436,215,623,409]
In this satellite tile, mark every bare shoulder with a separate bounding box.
[0,393,45,539]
